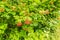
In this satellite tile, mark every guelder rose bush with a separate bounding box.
[0,0,60,40]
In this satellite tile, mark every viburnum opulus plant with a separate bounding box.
[0,0,60,40]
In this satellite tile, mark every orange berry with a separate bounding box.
[45,10,50,14]
[24,19,32,25]
[0,8,5,12]
[17,22,22,27]
[57,17,60,20]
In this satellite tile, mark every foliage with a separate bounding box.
[0,0,60,40]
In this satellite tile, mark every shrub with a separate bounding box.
[0,0,60,40]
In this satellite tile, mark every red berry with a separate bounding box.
[17,22,22,27]
[24,19,31,25]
